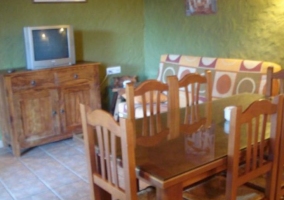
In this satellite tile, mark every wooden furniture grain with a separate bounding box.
[183,95,284,199]
[275,100,284,199]
[79,106,156,200]
[129,93,278,200]
[118,55,282,118]
[167,71,212,139]
[0,62,101,156]
[125,79,171,146]
[266,66,284,98]
[180,71,212,125]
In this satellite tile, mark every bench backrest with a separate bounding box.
[157,54,281,100]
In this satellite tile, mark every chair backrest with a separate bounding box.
[275,98,284,199]
[80,105,138,200]
[226,95,284,199]
[125,80,171,146]
[167,71,212,136]
[266,66,284,97]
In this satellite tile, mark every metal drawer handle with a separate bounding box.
[74,74,78,79]
[52,110,57,116]
[30,80,36,86]
[60,109,65,113]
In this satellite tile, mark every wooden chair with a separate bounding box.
[167,71,212,137]
[125,79,172,146]
[266,66,284,98]
[80,105,156,200]
[244,100,284,199]
[182,95,284,200]
[275,105,284,199]
[250,67,284,199]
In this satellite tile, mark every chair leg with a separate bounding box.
[136,178,140,191]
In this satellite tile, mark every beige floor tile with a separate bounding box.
[4,177,51,199]
[0,138,91,200]
[0,181,13,200]
[17,191,60,200]
[52,180,90,200]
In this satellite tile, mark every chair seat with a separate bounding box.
[137,186,156,200]
[247,170,284,192]
[182,176,264,200]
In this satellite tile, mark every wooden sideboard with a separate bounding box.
[0,62,101,156]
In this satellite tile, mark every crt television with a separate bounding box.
[23,25,76,70]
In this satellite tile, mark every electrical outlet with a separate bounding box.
[106,66,121,75]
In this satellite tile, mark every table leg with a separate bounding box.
[110,91,118,115]
[156,183,183,200]
[93,184,111,200]
[113,93,123,121]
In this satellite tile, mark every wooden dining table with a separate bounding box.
[124,93,265,200]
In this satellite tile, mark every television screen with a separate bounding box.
[24,25,76,70]
[33,28,69,61]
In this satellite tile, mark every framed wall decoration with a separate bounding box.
[34,0,86,2]
[185,0,217,16]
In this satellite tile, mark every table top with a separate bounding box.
[134,93,266,182]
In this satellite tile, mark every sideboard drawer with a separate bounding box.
[11,71,55,91]
[55,65,95,85]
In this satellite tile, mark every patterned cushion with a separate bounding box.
[157,54,281,100]
[117,54,281,118]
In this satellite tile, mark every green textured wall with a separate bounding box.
[0,0,144,105]
[144,0,284,78]
[2,0,284,141]
[0,0,144,140]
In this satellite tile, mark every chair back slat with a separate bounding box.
[258,118,266,168]
[280,79,284,94]
[184,86,190,124]
[182,75,205,124]
[96,127,106,179]
[126,80,170,146]
[276,101,284,198]
[80,106,138,200]
[245,121,252,173]
[167,70,212,136]
[226,95,284,199]
[182,71,211,125]
[110,132,118,186]
[266,66,284,97]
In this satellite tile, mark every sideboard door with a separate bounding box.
[59,84,91,134]
[13,89,61,152]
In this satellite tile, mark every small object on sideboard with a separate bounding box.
[7,69,16,73]
[111,75,138,120]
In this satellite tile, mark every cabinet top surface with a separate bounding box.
[0,62,100,76]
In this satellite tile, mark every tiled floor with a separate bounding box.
[0,138,90,200]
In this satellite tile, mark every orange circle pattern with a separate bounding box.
[216,74,231,94]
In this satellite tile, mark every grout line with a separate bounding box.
[39,142,88,183]
[1,139,88,200]
[0,179,16,200]
[18,150,64,200]
[0,140,3,148]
